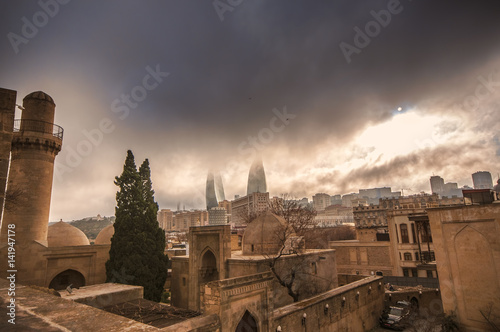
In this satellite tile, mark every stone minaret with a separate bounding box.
[0,91,63,246]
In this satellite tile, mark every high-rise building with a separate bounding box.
[157,209,174,231]
[231,192,270,225]
[208,207,227,225]
[206,171,225,210]
[472,171,493,189]
[430,175,445,195]
[312,193,331,211]
[247,158,267,195]
[358,187,401,205]
[218,200,232,216]
[174,210,208,231]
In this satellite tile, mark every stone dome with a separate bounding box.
[242,211,293,255]
[94,224,114,245]
[23,91,55,104]
[47,221,90,247]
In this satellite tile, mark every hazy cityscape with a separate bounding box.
[1,1,500,332]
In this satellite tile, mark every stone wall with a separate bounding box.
[330,240,396,276]
[227,249,338,308]
[0,242,109,288]
[171,256,190,308]
[272,276,384,332]
[427,203,500,332]
[202,272,274,332]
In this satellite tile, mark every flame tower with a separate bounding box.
[247,158,267,195]
[206,171,225,210]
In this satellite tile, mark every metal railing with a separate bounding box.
[13,119,63,139]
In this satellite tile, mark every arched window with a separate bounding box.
[236,310,258,332]
[200,250,218,283]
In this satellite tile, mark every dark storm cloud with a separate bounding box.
[3,1,500,138]
[1,1,500,218]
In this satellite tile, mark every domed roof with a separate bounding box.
[47,221,90,247]
[23,91,54,104]
[95,224,114,245]
[242,211,292,255]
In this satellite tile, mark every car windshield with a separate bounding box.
[389,307,403,316]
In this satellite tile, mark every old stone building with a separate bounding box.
[0,89,110,289]
[170,211,386,331]
[331,194,464,278]
[427,190,500,331]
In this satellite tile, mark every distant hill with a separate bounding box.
[69,216,114,240]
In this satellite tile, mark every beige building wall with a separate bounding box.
[272,276,384,332]
[387,210,437,278]
[157,209,173,231]
[428,203,500,332]
[330,240,396,276]
[313,193,331,211]
[230,192,269,225]
[173,210,208,231]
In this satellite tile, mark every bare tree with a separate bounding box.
[247,194,334,303]
[480,303,500,332]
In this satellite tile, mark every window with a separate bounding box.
[411,269,418,277]
[427,270,434,278]
[403,268,409,277]
[411,224,417,244]
[404,253,412,261]
[415,252,419,261]
[182,277,186,286]
[251,244,254,252]
[422,231,433,243]
[400,224,409,243]
[422,251,435,262]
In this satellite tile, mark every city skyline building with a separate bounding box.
[430,175,445,195]
[247,157,267,195]
[472,171,493,189]
[206,171,225,210]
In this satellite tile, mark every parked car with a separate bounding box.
[379,301,412,330]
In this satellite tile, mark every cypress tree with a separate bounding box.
[106,150,168,302]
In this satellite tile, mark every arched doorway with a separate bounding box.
[49,269,85,290]
[410,297,419,310]
[200,249,218,283]
[236,310,258,332]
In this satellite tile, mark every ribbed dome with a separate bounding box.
[23,91,54,104]
[47,221,90,247]
[94,224,114,245]
[242,211,292,255]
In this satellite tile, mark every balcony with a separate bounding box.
[13,119,63,139]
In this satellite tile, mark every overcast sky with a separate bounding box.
[1,1,500,221]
